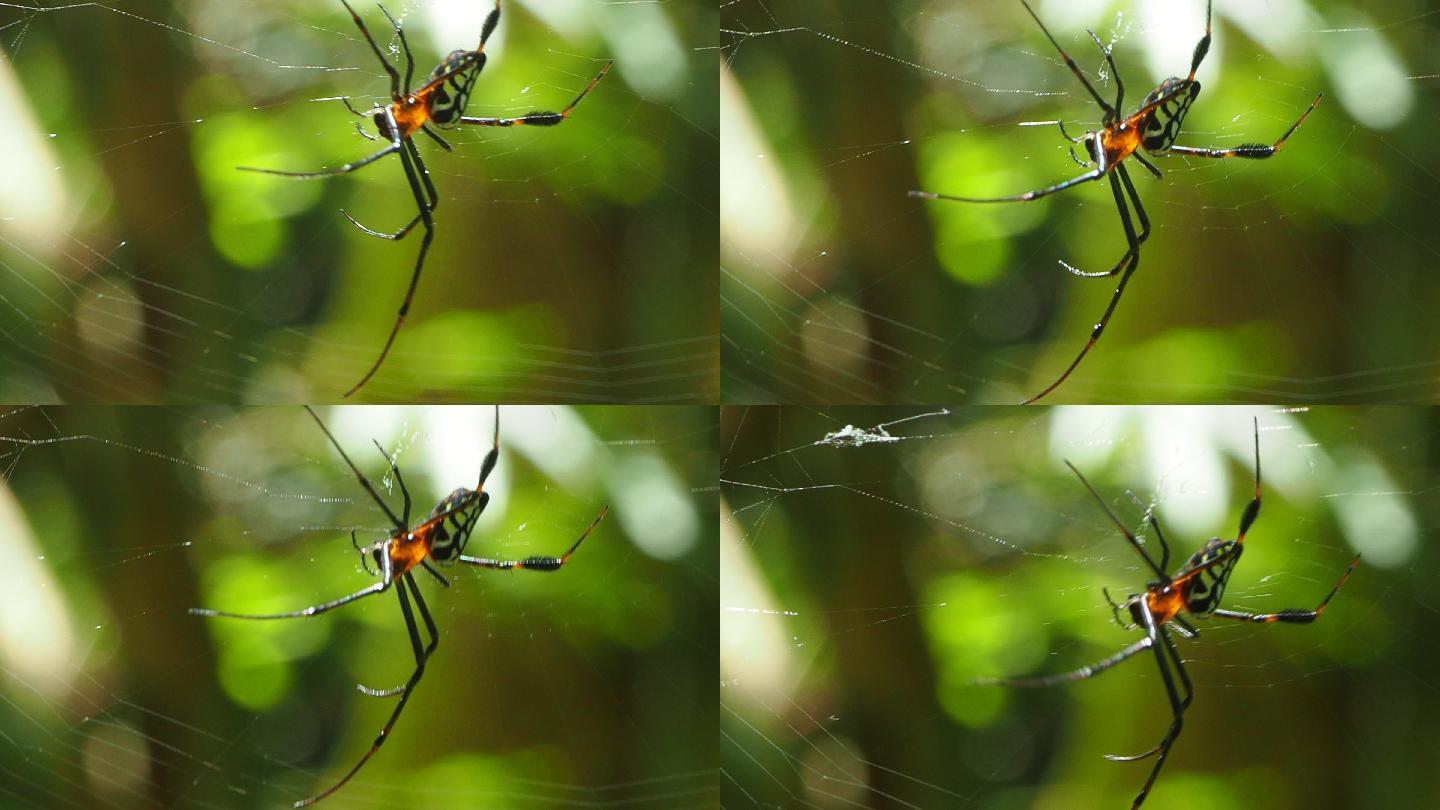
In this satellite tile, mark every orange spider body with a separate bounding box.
[384,525,438,575]
[1119,537,1241,630]
[372,486,486,575]
[371,50,486,141]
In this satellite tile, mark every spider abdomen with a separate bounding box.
[428,50,485,128]
[425,486,484,562]
[1179,538,1240,616]
[1138,78,1201,155]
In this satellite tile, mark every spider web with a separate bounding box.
[0,0,718,403]
[721,405,1437,809]
[720,0,1440,404]
[0,404,718,808]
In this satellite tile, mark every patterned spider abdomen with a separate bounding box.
[1179,537,1240,616]
[426,486,486,562]
[1138,77,1201,155]
[428,50,485,127]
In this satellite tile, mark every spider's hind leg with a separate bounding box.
[1058,162,1151,279]
[339,137,440,241]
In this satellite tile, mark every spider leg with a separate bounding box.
[1102,586,1137,631]
[1019,0,1116,120]
[341,134,439,241]
[343,136,437,397]
[1059,158,1150,279]
[1021,165,1142,404]
[305,406,406,530]
[339,0,403,100]
[1105,617,1193,770]
[1065,457,1168,581]
[1121,605,1187,808]
[189,575,391,621]
[458,505,608,571]
[1236,416,1262,542]
[1132,152,1162,179]
[237,141,400,179]
[458,61,612,128]
[340,97,382,142]
[351,530,378,577]
[358,570,441,697]
[477,405,501,490]
[1168,94,1322,160]
[298,572,435,806]
[340,97,381,141]
[341,97,371,118]
[1212,554,1360,624]
[375,3,416,90]
[369,439,412,523]
[419,559,451,588]
[420,125,453,152]
[1144,508,1170,573]
[1187,0,1213,82]
[910,167,1102,204]
[477,0,501,52]
[1084,28,1123,112]
[972,633,1153,688]
[1170,615,1199,639]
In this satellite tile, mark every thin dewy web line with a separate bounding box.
[0,1,714,402]
[719,0,1440,403]
[720,406,1434,808]
[0,406,715,809]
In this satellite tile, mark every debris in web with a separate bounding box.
[817,423,897,448]
[815,408,950,448]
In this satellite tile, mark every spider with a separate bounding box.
[190,405,609,807]
[975,419,1360,809]
[240,0,612,397]
[910,0,1322,404]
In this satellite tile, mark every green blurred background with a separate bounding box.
[0,0,717,403]
[722,405,1435,808]
[0,405,717,808]
[721,0,1440,403]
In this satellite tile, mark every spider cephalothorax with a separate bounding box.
[911,0,1320,404]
